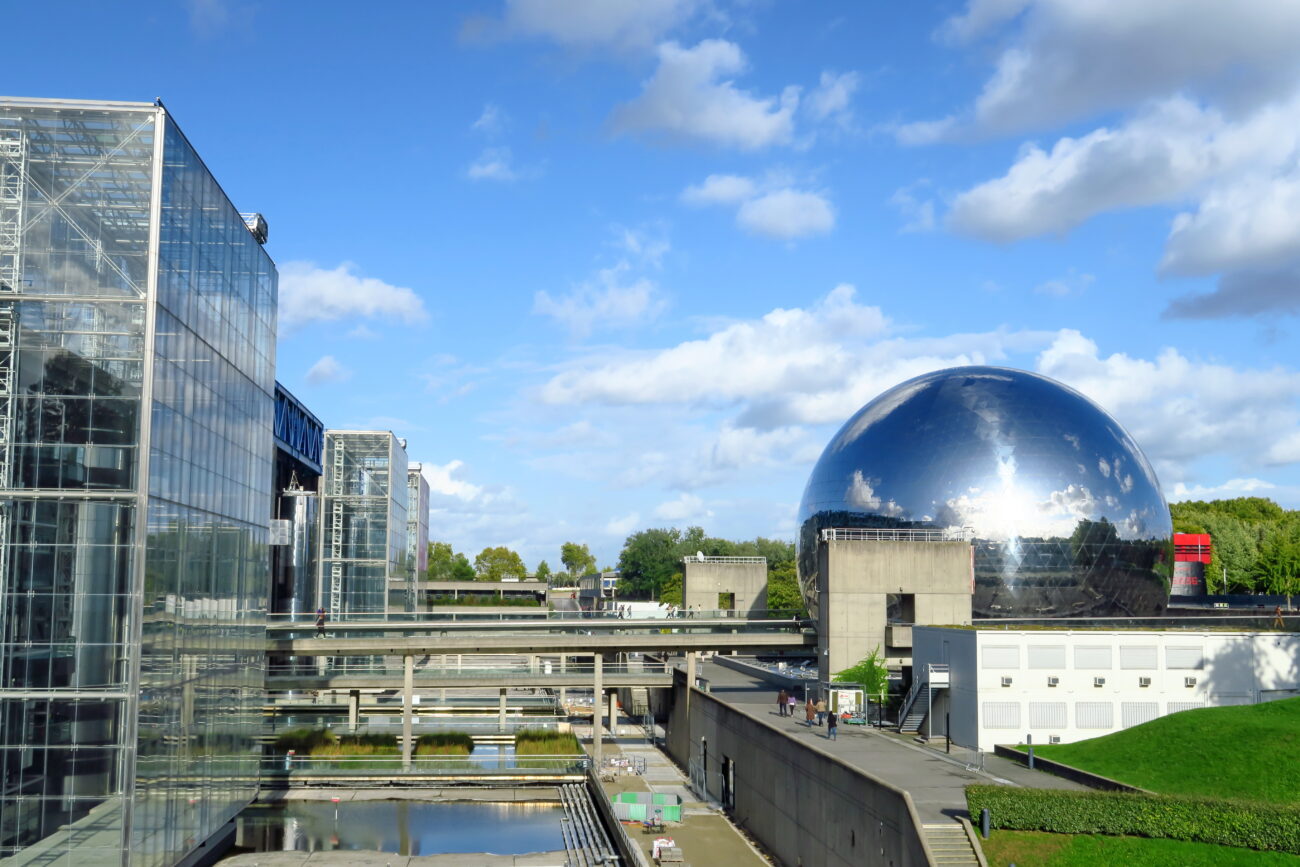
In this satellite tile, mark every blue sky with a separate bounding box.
[11,1,1300,567]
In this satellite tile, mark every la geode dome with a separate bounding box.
[796,366,1173,620]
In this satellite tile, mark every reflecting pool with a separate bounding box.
[230,800,565,857]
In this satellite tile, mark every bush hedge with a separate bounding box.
[416,732,474,755]
[966,785,1300,854]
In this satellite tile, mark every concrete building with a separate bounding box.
[814,528,973,683]
[0,97,276,865]
[911,625,1300,751]
[318,431,409,619]
[681,555,767,614]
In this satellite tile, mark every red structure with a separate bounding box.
[1172,533,1212,596]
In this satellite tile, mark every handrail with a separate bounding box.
[680,555,767,565]
[821,527,974,542]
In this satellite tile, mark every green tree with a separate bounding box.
[535,560,553,583]
[617,528,682,599]
[765,561,806,614]
[659,573,683,606]
[833,646,889,699]
[1253,523,1300,600]
[426,541,456,581]
[450,552,475,582]
[473,546,527,581]
[560,542,598,578]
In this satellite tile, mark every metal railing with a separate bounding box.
[267,608,808,624]
[265,661,675,678]
[821,526,975,542]
[262,753,590,776]
[681,555,767,565]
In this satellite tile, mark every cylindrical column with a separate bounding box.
[608,691,618,738]
[348,689,360,732]
[499,688,507,731]
[402,655,414,770]
[559,655,567,707]
[592,653,603,768]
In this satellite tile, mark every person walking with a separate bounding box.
[315,607,327,638]
[805,698,816,727]
[827,711,838,741]
[786,692,797,718]
[815,697,827,726]
[777,689,788,717]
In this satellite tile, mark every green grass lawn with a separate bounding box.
[1025,697,1300,804]
[981,830,1300,866]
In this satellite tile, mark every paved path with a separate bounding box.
[700,661,1084,823]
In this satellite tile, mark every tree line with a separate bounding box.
[422,495,1298,604]
[1170,497,1300,597]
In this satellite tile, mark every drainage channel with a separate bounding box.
[560,783,619,866]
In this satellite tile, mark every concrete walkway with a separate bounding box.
[701,661,1084,824]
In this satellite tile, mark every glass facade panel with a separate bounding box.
[0,100,276,867]
[319,432,408,618]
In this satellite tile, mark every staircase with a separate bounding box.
[899,684,931,733]
[922,823,981,865]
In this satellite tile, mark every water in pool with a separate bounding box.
[232,800,565,857]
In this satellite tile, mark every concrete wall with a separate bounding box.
[913,626,1300,751]
[817,540,972,682]
[665,672,932,867]
[682,560,768,614]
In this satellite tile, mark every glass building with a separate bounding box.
[318,431,409,618]
[0,97,276,865]
[400,464,430,611]
[798,367,1173,620]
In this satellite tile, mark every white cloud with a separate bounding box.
[611,40,800,150]
[681,174,757,206]
[605,511,642,536]
[533,261,668,338]
[683,173,835,240]
[423,459,488,503]
[279,261,427,328]
[538,284,1056,429]
[467,147,519,181]
[654,492,712,522]
[347,324,379,339]
[471,103,506,135]
[805,70,861,124]
[1162,171,1300,276]
[1035,329,1300,480]
[1168,477,1277,501]
[930,0,1300,136]
[305,355,350,385]
[1164,265,1300,319]
[737,189,835,240]
[482,0,700,51]
[1034,270,1094,297]
[889,182,936,233]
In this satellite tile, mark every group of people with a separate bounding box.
[776,689,838,740]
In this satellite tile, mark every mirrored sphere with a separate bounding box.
[797,366,1173,620]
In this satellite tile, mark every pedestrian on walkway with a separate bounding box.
[777,689,788,716]
[827,711,838,740]
[315,607,327,638]
[815,697,827,726]
[805,698,816,727]
[786,693,797,718]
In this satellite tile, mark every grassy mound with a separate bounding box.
[515,729,580,755]
[1028,697,1300,804]
[981,830,1300,866]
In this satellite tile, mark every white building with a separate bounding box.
[911,626,1300,751]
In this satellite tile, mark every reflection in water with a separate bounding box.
[233,800,565,857]
[798,367,1174,619]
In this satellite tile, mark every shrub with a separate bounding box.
[273,728,337,754]
[966,785,1300,854]
[515,729,581,755]
[415,732,474,755]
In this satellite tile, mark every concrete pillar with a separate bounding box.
[592,653,603,768]
[686,651,698,722]
[608,690,618,738]
[402,655,414,770]
[348,689,360,732]
[559,655,567,707]
[498,688,507,731]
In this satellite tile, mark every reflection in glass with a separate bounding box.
[797,367,1173,619]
